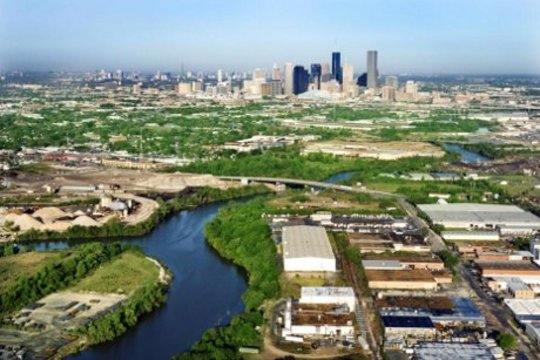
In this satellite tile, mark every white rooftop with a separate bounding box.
[414,342,494,360]
[418,203,540,226]
[282,225,334,260]
[504,298,540,315]
[301,286,355,298]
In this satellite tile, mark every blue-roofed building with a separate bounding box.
[382,316,436,340]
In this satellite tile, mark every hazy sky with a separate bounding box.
[1,0,539,74]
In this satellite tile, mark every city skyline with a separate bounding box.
[0,0,539,74]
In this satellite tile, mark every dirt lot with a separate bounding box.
[303,140,445,160]
[0,291,126,358]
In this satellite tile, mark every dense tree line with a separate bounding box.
[0,242,125,316]
[76,281,168,344]
[176,199,280,359]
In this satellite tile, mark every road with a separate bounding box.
[457,263,536,359]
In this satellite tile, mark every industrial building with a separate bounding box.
[299,287,356,311]
[377,296,485,326]
[477,260,540,278]
[365,269,439,290]
[417,203,540,231]
[525,322,540,348]
[282,225,336,272]
[362,254,444,271]
[441,230,500,242]
[413,342,498,360]
[504,299,540,323]
[381,316,436,340]
[282,300,355,338]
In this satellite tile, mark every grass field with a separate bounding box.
[0,252,60,293]
[71,251,159,295]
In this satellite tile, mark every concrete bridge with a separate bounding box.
[218,175,403,198]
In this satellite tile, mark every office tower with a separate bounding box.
[342,63,355,97]
[262,80,282,96]
[321,63,331,82]
[385,75,398,89]
[367,50,378,89]
[217,69,223,83]
[405,80,418,96]
[357,73,367,87]
[177,82,192,95]
[252,68,266,81]
[310,63,322,90]
[284,63,294,96]
[382,86,396,102]
[114,69,123,81]
[272,64,281,81]
[293,66,309,95]
[332,52,342,84]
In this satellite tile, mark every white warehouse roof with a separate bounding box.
[282,225,334,260]
[418,203,540,227]
[301,286,354,298]
[504,299,540,316]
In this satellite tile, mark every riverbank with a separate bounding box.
[0,243,170,359]
[14,185,270,243]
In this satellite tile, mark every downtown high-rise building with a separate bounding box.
[310,63,322,90]
[217,69,223,83]
[385,75,398,89]
[367,50,378,89]
[331,52,342,84]
[284,63,294,96]
[272,64,281,81]
[293,65,309,95]
[321,63,331,82]
[342,63,355,97]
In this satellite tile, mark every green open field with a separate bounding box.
[0,252,60,292]
[71,251,159,295]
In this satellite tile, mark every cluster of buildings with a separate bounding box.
[215,135,318,153]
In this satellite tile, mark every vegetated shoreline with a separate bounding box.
[14,185,271,243]
[0,242,171,359]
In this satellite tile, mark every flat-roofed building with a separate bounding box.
[477,261,540,278]
[282,225,336,272]
[299,287,356,311]
[414,342,496,360]
[418,203,540,230]
[442,231,500,242]
[525,322,540,348]
[365,269,438,290]
[504,299,540,323]
[382,316,436,340]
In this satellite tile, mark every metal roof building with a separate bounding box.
[300,287,356,311]
[504,298,540,323]
[414,342,495,360]
[418,203,540,230]
[282,225,336,272]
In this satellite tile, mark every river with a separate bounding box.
[35,202,247,360]
[443,143,489,164]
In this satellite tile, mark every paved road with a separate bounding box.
[457,263,536,359]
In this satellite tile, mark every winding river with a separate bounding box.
[36,202,247,360]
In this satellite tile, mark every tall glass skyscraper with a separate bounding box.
[293,66,309,95]
[310,63,322,89]
[331,52,342,84]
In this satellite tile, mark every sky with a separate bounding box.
[0,0,539,74]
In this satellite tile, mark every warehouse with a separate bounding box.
[477,261,540,279]
[381,316,436,340]
[282,225,336,272]
[441,230,500,242]
[525,322,540,348]
[282,299,355,337]
[363,254,444,271]
[299,287,356,311]
[417,203,540,230]
[504,299,540,323]
[365,269,438,290]
[413,342,497,360]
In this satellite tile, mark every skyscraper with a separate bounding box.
[357,73,367,87]
[367,50,378,89]
[217,69,223,83]
[272,64,281,81]
[332,52,342,84]
[321,63,331,82]
[310,63,322,90]
[293,66,309,95]
[284,63,294,96]
[342,63,355,97]
[385,75,398,89]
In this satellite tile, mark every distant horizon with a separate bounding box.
[1,0,539,74]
